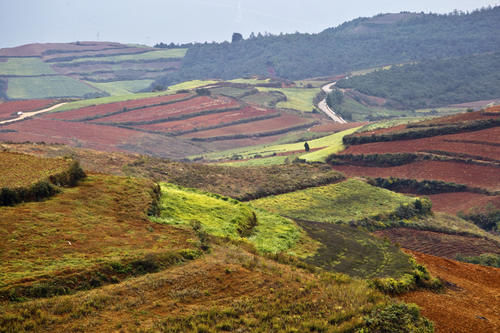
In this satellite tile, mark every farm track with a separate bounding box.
[0,102,66,125]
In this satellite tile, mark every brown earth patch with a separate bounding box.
[400,250,500,333]
[426,192,500,214]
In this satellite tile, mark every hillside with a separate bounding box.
[153,7,500,87]
[336,52,500,109]
[0,151,442,332]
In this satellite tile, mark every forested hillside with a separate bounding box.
[336,52,500,109]
[153,7,500,88]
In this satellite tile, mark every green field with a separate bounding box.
[167,79,218,91]
[85,79,154,95]
[196,127,359,162]
[151,183,302,254]
[6,76,99,99]
[251,179,419,224]
[59,48,187,64]
[0,57,56,76]
[257,87,318,112]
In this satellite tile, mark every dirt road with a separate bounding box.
[0,102,67,125]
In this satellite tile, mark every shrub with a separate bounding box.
[361,303,434,333]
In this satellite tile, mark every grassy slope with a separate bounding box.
[0,243,422,333]
[151,183,302,254]
[251,178,417,224]
[6,76,99,99]
[257,87,318,112]
[0,58,55,76]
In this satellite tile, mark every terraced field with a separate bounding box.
[134,106,278,134]
[45,93,192,121]
[93,95,240,125]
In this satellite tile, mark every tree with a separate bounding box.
[232,32,243,43]
[304,142,310,152]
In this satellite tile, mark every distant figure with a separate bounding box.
[304,142,310,152]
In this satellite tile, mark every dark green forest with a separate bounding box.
[336,52,500,109]
[152,7,500,89]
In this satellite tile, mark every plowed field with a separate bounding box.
[400,250,500,333]
[342,127,500,161]
[45,93,191,121]
[0,118,142,151]
[374,228,500,259]
[186,114,312,138]
[333,160,500,191]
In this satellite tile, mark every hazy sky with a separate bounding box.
[1,0,498,48]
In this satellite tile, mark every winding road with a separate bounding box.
[318,82,347,124]
[0,102,67,125]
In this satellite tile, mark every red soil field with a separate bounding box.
[45,93,191,121]
[0,99,57,121]
[333,160,500,191]
[374,228,500,259]
[93,96,240,124]
[0,118,142,152]
[133,106,277,133]
[426,192,500,214]
[186,114,312,138]
[309,121,368,133]
[0,42,126,57]
[400,250,500,333]
[342,127,500,161]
